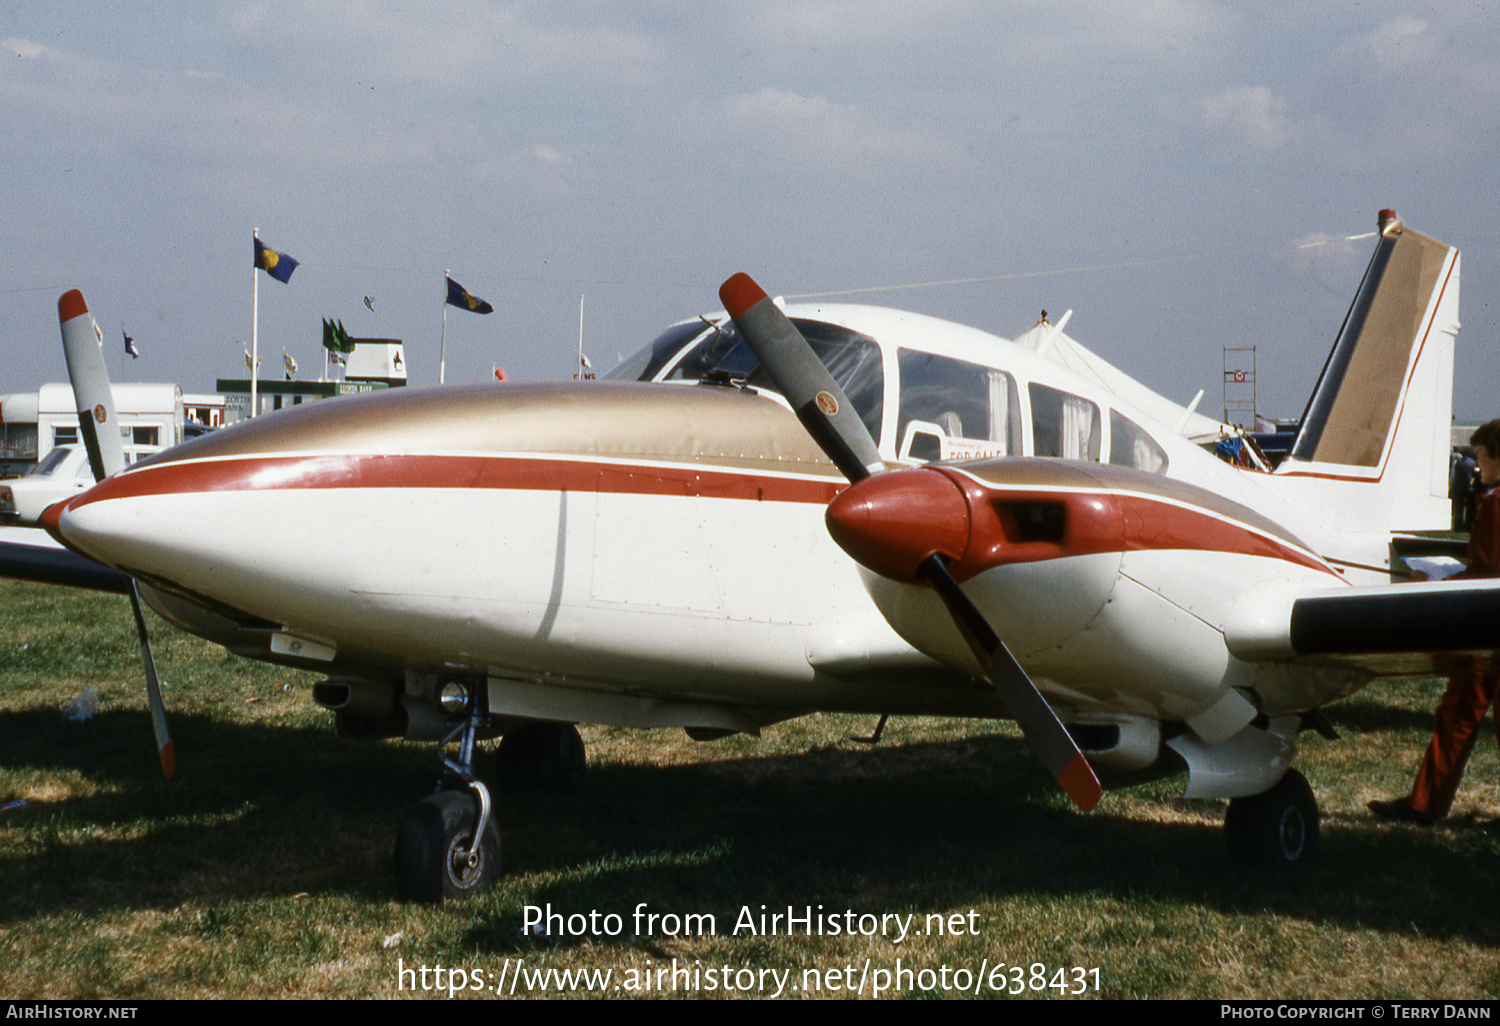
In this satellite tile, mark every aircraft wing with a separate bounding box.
[0,525,130,594]
[1229,578,1500,676]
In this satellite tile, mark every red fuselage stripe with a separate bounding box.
[71,453,1329,571]
[69,453,844,508]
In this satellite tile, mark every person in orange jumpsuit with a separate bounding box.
[1370,419,1500,824]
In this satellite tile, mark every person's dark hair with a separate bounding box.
[1470,419,1500,459]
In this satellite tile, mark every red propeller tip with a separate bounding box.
[58,289,89,324]
[1058,754,1101,812]
[719,273,768,320]
[159,741,177,781]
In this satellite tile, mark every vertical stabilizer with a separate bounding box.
[1271,211,1460,549]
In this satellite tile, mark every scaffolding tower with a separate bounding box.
[1223,346,1256,428]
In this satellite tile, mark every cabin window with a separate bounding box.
[896,350,1020,462]
[1109,410,1169,474]
[132,426,159,447]
[53,426,78,447]
[1029,384,1100,460]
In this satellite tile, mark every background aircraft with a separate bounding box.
[6,211,1492,901]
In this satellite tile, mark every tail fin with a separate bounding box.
[1271,211,1460,539]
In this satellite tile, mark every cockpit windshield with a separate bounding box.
[604,319,713,383]
[668,318,884,445]
[608,316,885,447]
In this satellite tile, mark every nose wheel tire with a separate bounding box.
[394,789,501,902]
[1224,768,1320,870]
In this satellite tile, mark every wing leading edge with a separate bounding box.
[0,527,130,594]
[1229,579,1500,676]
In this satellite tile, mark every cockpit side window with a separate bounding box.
[1029,383,1101,460]
[1109,410,1170,474]
[896,350,1020,462]
[604,320,713,382]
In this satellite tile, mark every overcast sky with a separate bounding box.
[4,2,1497,422]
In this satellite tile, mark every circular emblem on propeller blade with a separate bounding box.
[93,404,107,424]
[815,390,839,417]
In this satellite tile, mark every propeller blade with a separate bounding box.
[128,581,176,780]
[58,289,176,781]
[721,273,1099,810]
[919,554,1100,811]
[719,273,885,483]
[58,290,126,481]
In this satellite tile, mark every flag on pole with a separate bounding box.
[283,349,298,379]
[322,318,354,353]
[254,237,299,284]
[123,329,139,359]
[244,349,261,370]
[445,276,493,314]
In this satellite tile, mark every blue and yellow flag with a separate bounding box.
[446,276,493,314]
[254,237,299,284]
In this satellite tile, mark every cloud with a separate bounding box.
[1200,85,1296,153]
[718,86,958,171]
[224,0,664,90]
[468,141,584,201]
[1341,16,1441,72]
[1282,230,1373,296]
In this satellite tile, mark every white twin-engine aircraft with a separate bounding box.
[14,209,1497,902]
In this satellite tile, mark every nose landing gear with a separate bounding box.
[394,677,501,902]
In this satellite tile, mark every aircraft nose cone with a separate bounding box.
[825,467,971,582]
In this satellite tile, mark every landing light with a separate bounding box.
[440,681,469,714]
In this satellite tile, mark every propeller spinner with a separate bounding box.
[718,273,1101,812]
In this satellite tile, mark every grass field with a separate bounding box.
[2,579,1499,1000]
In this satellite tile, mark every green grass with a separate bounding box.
[1,580,1498,998]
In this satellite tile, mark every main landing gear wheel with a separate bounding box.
[493,722,587,793]
[1224,768,1320,871]
[394,789,501,902]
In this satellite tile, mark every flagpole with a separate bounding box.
[576,295,584,380]
[251,228,261,418]
[439,270,449,385]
